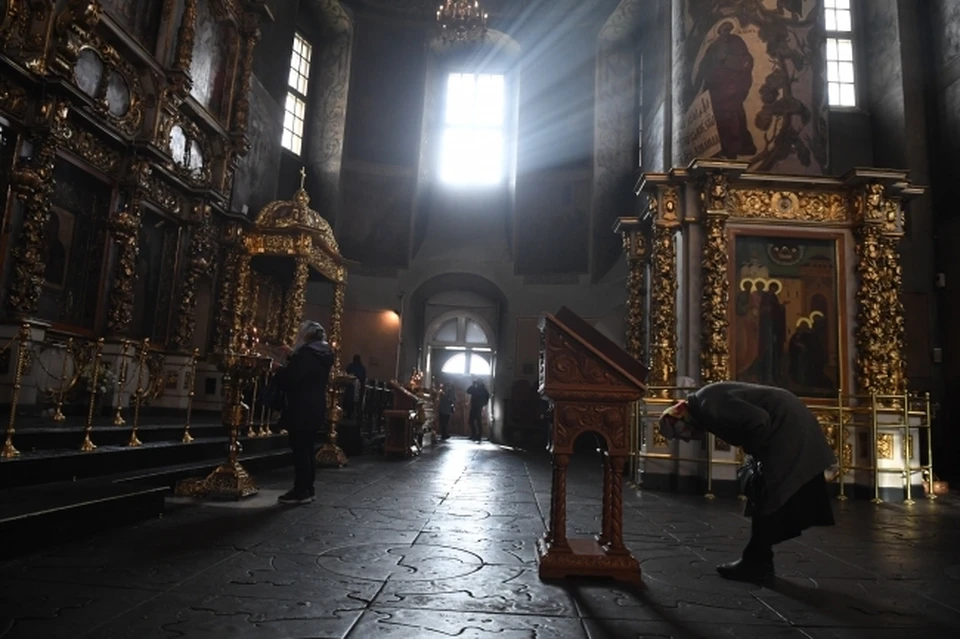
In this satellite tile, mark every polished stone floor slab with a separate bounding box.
[1,439,959,638]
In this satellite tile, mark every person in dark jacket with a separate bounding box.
[437,382,456,440]
[659,381,836,582]
[466,379,490,442]
[344,354,367,420]
[273,320,334,505]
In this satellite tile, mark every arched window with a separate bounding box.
[441,353,492,376]
[464,319,488,344]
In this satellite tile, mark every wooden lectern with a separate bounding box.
[383,382,422,458]
[537,306,648,585]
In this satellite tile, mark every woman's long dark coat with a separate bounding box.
[273,340,334,431]
[686,382,836,516]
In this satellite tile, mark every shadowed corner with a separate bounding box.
[563,578,714,639]
[766,578,952,631]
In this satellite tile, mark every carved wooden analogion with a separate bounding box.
[383,381,423,458]
[537,306,648,585]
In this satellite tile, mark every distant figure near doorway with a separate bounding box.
[466,379,490,443]
[437,382,456,440]
[344,354,366,420]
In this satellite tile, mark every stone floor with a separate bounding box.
[0,439,958,639]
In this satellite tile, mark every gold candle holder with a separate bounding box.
[246,376,259,438]
[256,370,271,436]
[2,324,32,459]
[182,348,199,443]
[128,338,149,448]
[113,340,131,426]
[80,338,104,452]
[51,338,73,423]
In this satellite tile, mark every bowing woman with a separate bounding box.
[659,381,836,583]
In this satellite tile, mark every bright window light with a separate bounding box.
[442,353,467,375]
[440,73,505,186]
[440,352,492,376]
[282,33,312,155]
[824,0,856,108]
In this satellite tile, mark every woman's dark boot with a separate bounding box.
[716,558,775,583]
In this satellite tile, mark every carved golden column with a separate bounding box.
[648,188,680,392]
[880,230,907,394]
[699,173,731,383]
[854,183,906,396]
[5,125,58,316]
[105,197,142,334]
[317,277,348,468]
[329,277,345,372]
[171,208,214,350]
[231,11,262,155]
[281,257,309,346]
[215,227,252,354]
[231,251,252,352]
[173,0,198,76]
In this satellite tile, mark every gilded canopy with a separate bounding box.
[245,185,346,284]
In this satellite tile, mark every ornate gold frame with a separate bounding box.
[625,160,923,401]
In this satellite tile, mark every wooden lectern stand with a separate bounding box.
[384,382,422,458]
[537,307,648,585]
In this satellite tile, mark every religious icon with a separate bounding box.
[696,20,757,159]
[730,233,843,398]
[42,210,72,289]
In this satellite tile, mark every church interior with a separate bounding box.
[1,0,960,637]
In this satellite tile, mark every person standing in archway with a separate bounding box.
[437,382,456,440]
[466,379,490,443]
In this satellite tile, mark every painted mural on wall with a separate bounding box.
[339,169,415,269]
[190,0,233,122]
[516,175,590,275]
[100,0,165,53]
[730,232,842,398]
[678,0,826,174]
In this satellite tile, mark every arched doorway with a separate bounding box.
[425,311,496,439]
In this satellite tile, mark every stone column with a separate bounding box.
[616,217,648,362]
[308,7,354,224]
[672,0,827,174]
[592,40,638,276]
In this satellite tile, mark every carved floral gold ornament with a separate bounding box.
[729,189,848,223]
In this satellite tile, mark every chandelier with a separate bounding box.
[436,0,488,43]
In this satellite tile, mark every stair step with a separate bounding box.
[0,433,290,489]
[0,479,168,559]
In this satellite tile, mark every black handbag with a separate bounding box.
[737,457,768,509]
[260,377,286,412]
